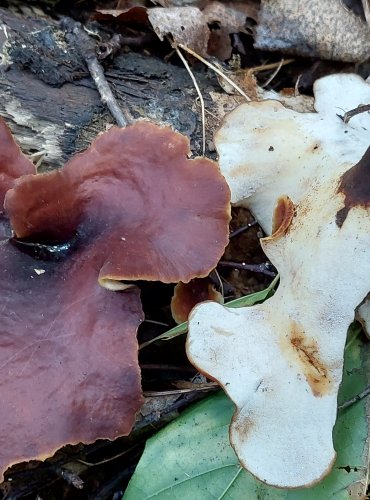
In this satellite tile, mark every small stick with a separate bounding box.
[362,0,370,25]
[230,221,258,238]
[342,104,370,124]
[294,74,302,97]
[261,58,285,88]
[141,364,195,372]
[247,58,294,75]
[218,260,276,277]
[176,43,251,101]
[212,268,224,298]
[174,44,206,155]
[144,384,218,396]
[338,385,370,411]
[143,319,169,327]
[62,19,132,127]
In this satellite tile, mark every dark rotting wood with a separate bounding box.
[0,8,220,171]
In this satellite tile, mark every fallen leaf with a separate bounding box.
[125,325,370,498]
[255,0,370,62]
[203,1,259,61]
[148,7,209,56]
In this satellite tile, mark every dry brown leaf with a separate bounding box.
[203,1,258,60]
[255,0,370,62]
[148,6,209,56]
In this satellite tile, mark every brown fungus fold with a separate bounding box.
[171,278,224,324]
[0,119,230,479]
[7,121,231,285]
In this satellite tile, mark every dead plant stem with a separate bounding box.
[174,45,206,155]
[342,104,370,124]
[176,43,251,101]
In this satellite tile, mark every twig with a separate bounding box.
[141,364,196,372]
[77,445,137,467]
[212,268,224,298]
[62,19,132,127]
[261,58,285,88]
[174,44,206,155]
[362,0,370,25]
[294,74,302,97]
[230,221,258,238]
[338,385,370,411]
[143,319,169,327]
[218,260,276,277]
[342,104,370,124]
[144,385,218,396]
[247,58,295,75]
[176,43,251,101]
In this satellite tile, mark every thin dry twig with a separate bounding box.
[176,43,251,101]
[174,44,206,155]
[247,58,295,75]
[62,19,133,127]
[144,384,218,397]
[362,0,370,25]
[338,385,370,411]
[342,104,370,124]
[230,221,258,238]
[218,260,277,277]
[212,268,224,298]
[261,58,285,88]
[294,74,302,97]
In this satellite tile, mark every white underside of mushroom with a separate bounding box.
[216,73,370,233]
[187,74,370,488]
[216,73,370,334]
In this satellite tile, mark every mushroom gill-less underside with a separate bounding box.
[187,74,370,488]
[0,119,231,479]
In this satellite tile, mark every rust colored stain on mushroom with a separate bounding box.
[265,195,295,242]
[282,321,331,397]
[336,145,370,227]
[231,411,255,442]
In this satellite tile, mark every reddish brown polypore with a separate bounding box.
[7,121,230,284]
[171,278,224,324]
[0,119,230,479]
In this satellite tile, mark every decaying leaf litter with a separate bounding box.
[0,0,370,498]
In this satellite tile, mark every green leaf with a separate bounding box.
[125,324,369,499]
[140,275,279,349]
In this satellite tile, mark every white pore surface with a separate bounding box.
[215,73,370,233]
[216,73,370,334]
[188,78,370,487]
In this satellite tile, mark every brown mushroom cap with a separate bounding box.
[6,121,231,285]
[0,119,34,207]
[0,119,145,479]
[0,119,230,479]
[171,278,224,324]
[0,247,143,477]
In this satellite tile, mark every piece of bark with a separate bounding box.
[0,7,219,169]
